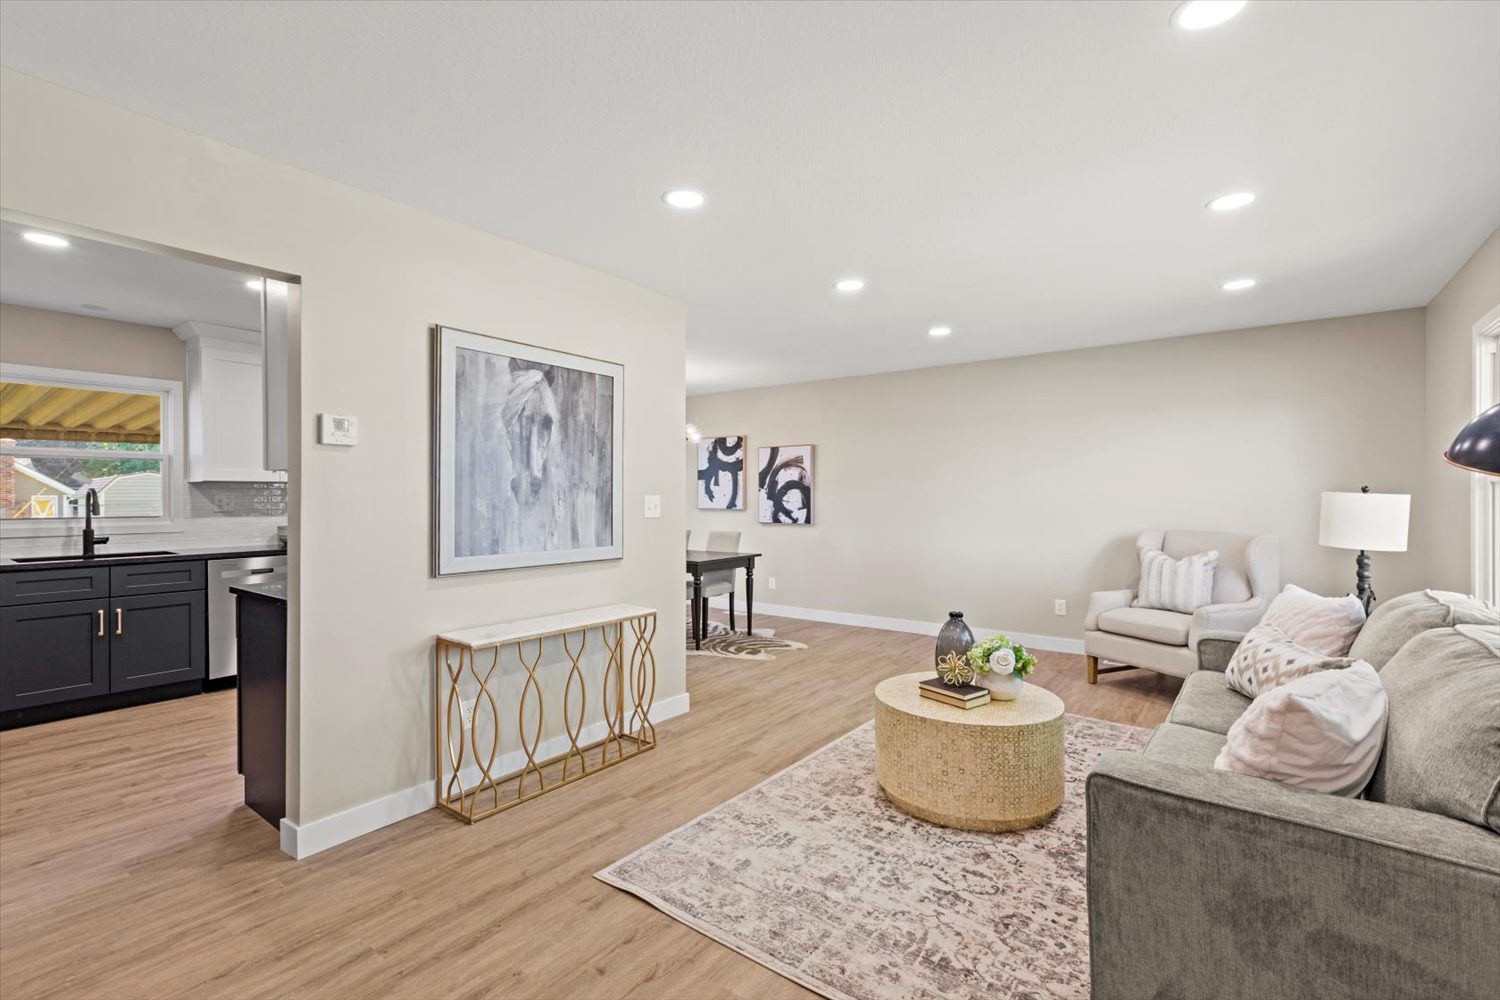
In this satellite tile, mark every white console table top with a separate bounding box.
[437,604,657,650]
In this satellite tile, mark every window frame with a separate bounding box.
[1472,305,1500,603]
[0,362,184,537]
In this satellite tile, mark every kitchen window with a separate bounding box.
[0,364,183,534]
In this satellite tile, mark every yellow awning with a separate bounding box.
[0,381,161,445]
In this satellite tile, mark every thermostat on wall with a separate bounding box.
[318,413,358,446]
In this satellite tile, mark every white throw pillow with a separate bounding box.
[1132,547,1218,614]
[1224,622,1356,698]
[1262,584,1366,657]
[1214,662,1387,797]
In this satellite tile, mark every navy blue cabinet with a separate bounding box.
[0,561,207,723]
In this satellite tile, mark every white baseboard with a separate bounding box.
[279,691,691,860]
[705,597,1083,655]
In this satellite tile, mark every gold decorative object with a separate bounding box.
[937,651,975,686]
[876,672,1066,832]
[434,604,658,824]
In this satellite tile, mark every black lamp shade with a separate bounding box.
[1446,403,1500,476]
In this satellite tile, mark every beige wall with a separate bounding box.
[1422,228,1500,592]
[688,310,1428,642]
[0,70,687,829]
[0,303,187,383]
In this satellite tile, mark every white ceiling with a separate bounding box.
[2,1,1497,393]
[0,221,262,331]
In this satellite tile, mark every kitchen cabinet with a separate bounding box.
[0,560,208,724]
[175,322,285,483]
[0,599,110,711]
[232,583,286,826]
[108,591,207,693]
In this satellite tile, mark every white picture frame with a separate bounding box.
[432,325,623,575]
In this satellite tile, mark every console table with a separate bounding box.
[434,604,658,824]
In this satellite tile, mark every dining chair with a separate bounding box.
[686,530,741,640]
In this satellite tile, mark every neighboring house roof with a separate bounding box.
[13,459,78,496]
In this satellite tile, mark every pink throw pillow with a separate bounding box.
[1214,662,1387,797]
[1262,584,1366,657]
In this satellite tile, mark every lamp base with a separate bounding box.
[1355,549,1375,614]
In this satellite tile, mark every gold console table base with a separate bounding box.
[434,604,658,824]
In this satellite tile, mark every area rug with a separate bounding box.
[596,714,1150,1000]
[685,618,808,660]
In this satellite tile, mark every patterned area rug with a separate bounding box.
[686,618,808,660]
[597,714,1150,1000]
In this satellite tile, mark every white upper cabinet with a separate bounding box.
[175,321,284,483]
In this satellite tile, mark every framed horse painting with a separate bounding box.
[432,325,623,574]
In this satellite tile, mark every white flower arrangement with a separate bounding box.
[967,635,1036,678]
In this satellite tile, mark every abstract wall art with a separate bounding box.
[432,325,623,574]
[696,436,746,509]
[758,444,813,525]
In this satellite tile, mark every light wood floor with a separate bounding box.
[0,614,1178,1000]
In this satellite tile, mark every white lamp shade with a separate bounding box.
[1319,491,1410,552]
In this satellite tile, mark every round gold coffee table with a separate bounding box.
[874,672,1066,832]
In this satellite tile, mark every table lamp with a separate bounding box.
[1319,486,1410,612]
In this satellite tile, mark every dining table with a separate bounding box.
[685,549,762,650]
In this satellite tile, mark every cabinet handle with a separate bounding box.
[97,609,105,637]
[115,608,123,636]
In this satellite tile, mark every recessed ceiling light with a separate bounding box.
[834,277,866,294]
[22,231,69,248]
[663,189,706,209]
[1222,277,1257,291]
[1172,0,1247,31]
[244,279,263,291]
[1207,191,1255,212]
[928,326,952,338]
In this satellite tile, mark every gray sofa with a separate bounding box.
[1086,590,1500,1000]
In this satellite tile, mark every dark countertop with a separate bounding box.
[230,580,287,603]
[0,544,287,572]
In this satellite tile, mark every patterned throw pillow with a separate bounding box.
[1262,584,1366,657]
[1224,622,1357,698]
[1132,547,1218,614]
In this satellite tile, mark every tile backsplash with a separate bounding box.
[188,481,287,518]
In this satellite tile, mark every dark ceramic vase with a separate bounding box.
[935,611,975,671]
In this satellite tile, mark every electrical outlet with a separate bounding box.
[1054,599,1067,616]
[212,495,236,513]
[768,576,777,591]
[643,494,661,518]
[460,698,476,728]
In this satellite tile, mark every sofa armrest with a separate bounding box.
[1087,752,1500,1000]
[1194,629,1245,672]
[1188,598,1265,650]
[1084,589,1134,631]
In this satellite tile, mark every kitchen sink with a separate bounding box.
[11,550,177,563]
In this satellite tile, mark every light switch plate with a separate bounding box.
[643,494,661,518]
[318,413,358,446]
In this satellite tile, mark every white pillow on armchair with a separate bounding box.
[1131,546,1218,614]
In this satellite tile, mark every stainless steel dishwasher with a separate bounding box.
[208,554,287,680]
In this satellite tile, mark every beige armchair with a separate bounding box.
[1084,530,1279,682]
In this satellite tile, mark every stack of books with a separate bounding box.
[918,676,991,709]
